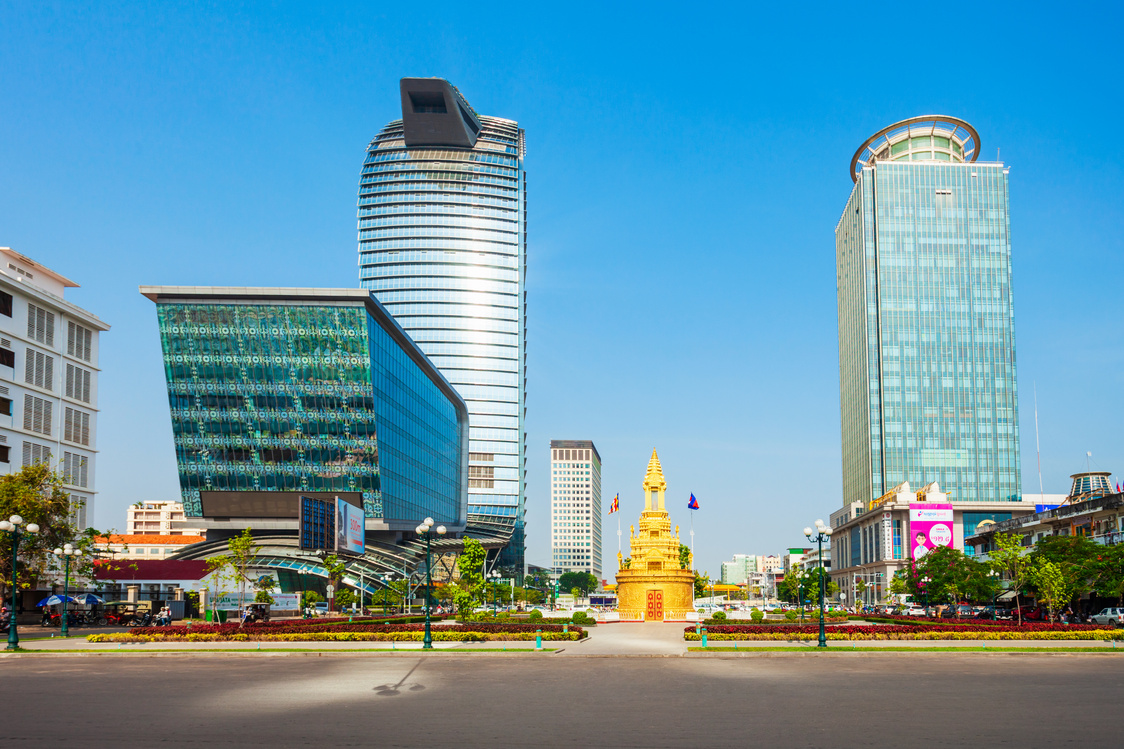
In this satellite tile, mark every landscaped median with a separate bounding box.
[88,621,585,644]
[684,623,1121,641]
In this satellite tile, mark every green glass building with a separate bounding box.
[836,116,1020,508]
[141,286,469,531]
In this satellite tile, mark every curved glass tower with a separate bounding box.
[358,78,526,572]
[836,116,1020,509]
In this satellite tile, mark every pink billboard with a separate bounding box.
[908,503,954,559]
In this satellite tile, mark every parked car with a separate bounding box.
[905,605,926,616]
[1090,607,1124,626]
[1017,604,1047,621]
[976,606,1014,621]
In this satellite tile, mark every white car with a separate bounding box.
[905,605,926,616]
[1090,607,1124,626]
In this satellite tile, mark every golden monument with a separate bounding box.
[615,449,695,621]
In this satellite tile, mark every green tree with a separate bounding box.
[453,537,487,614]
[777,573,798,603]
[800,567,839,608]
[1031,535,1101,608]
[0,464,101,596]
[558,571,596,595]
[301,590,323,610]
[253,574,277,604]
[321,554,346,610]
[226,528,259,620]
[678,544,691,570]
[854,578,867,609]
[693,571,710,598]
[1093,543,1124,605]
[334,588,355,608]
[989,532,1032,624]
[908,546,997,605]
[888,570,908,599]
[1031,558,1072,622]
[203,555,234,622]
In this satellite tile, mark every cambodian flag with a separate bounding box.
[688,493,699,510]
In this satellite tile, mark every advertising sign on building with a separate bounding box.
[908,503,954,559]
[882,511,894,561]
[215,593,300,611]
[336,498,365,555]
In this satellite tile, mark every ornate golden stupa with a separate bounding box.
[615,449,695,621]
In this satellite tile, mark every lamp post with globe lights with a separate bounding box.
[52,543,82,637]
[804,519,833,648]
[415,517,446,649]
[487,570,501,616]
[1,515,41,650]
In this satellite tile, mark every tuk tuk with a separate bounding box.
[101,601,154,627]
[243,602,271,624]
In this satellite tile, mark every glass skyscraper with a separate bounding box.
[358,78,526,571]
[836,116,1020,508]
[142,286,469,530]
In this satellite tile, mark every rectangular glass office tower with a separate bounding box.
[836,117,1020,508]
[359,79,526,572]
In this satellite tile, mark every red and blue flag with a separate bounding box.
[688,493,699,510]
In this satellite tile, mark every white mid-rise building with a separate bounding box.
[0,248,108,529]
[125,500,206,536]
[550,440,602,578]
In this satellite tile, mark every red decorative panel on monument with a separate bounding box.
[645,589,663,621]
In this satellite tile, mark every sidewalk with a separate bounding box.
[4,622,1120,656]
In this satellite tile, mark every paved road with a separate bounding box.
[2,655,1122,747]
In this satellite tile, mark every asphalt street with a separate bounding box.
[1,654,1121,747]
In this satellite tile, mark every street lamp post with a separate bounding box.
[804,519,833,649]
[414,517,446,650]
[1,515,41,650]
[799,579,804,623]
[487,570,501,616]
[52,543,82,638]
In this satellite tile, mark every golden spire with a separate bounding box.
[643,448,667,492]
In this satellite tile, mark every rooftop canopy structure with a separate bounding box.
[850,115,980,182]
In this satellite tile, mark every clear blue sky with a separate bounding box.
[1,1,1121,578]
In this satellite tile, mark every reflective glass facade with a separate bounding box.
[152,295,467,526]
[359,102,526,569]
[837,156,1020,508]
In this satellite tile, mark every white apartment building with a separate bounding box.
[550,440,602,578]
[126,500,205,536]
[0,248,108,529]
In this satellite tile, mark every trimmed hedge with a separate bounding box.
[89,620,584,643]
[686,630,1122,641]
[691,622,1109,636]
[88,630,582,643]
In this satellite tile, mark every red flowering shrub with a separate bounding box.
[133,621,578,637]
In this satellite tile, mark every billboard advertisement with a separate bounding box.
[215,593,300,611]
[336,498,365,555]
[908,503,954,559]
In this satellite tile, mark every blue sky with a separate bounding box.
[1,1,1121,578]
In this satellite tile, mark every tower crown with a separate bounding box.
[643,449,667,492]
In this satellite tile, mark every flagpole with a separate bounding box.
[690,511,694,559]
